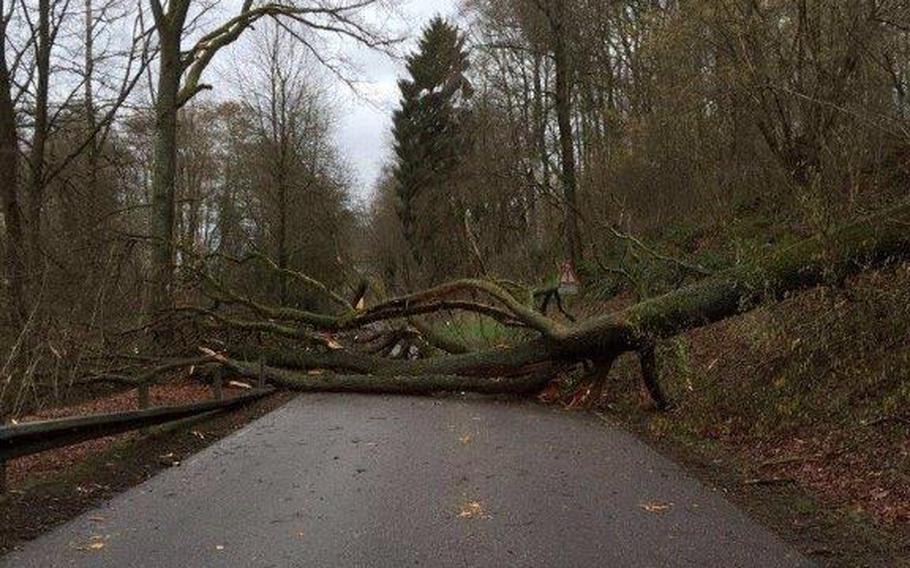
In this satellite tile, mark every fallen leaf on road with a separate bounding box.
[458,501,487,519]
[75,535,107,552]
[459,435,473,445]
[640,501,672,513]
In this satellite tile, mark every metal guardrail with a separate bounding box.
[0,386,274,492]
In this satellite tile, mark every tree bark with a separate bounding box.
[551,2,582,276]
[230,201,910,396]
[637,343,666,410]
[0,14,26,322]
[84,0,99,192]
[27,0,51,266]
[218,355,551,395]
[531,50,547,255]
[148,28,182,317]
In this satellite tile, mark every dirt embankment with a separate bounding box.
[586,262,910,566]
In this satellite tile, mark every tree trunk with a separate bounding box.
[28,0,51,267]
[551,3,582,276]
[219,355,552,396]
[84,0,99,193]
[531,50,547,256]
[237,201,910,396]
[553,199,910,360]
[148,31,182,317]
[0,17,26,321]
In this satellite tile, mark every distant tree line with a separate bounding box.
[0,0,385,417]
[371,0,910,293]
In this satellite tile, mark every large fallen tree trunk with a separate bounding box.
[202,202,910,399]
[207,351,554,395]
[555,200,910,356]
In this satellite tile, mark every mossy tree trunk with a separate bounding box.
[204,202,910,399]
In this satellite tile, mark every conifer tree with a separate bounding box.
[392,17,472,275]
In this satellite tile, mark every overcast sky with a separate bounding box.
[329,0,462,203]
[214,1,463,203]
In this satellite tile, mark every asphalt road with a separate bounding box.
[2,395,813,567]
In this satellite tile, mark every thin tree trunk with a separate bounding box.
[148,32,181,317]
[0,12,26,321]
[532,51,548,256]
[84,0,99,201]
[551,4,582,276]
[277,179,289,303]
[28,0,51,268]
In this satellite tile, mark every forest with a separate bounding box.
[1,0,909,561]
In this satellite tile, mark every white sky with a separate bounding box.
[329,0,462,203]
[213,0,462,203]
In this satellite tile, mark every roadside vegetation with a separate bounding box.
[1,1,908,564]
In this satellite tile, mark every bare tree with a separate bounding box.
[535,0,582,277]
[145,0,391,319]
[0,0,26,322]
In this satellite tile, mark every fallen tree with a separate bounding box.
[194,201,910,406]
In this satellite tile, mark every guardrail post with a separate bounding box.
[213,366,224,401]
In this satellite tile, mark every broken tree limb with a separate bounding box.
[535,285,577,322]
[408,317,472,355]
[239,339,556,379]
[242,251,352,311]
[208,351,551,395]
[203,274,533,333]
[84,356,218,386]
[557,200,910,359]
[359,279,563,338]
[637,344,667,410]
[179,307,335,347]
[203,201,910,398]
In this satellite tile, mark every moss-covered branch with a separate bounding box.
[208,351,551,395]
[204,202,910,398]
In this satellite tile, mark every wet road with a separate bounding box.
[1,394,812,567]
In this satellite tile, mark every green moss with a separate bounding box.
[429,314,525,350]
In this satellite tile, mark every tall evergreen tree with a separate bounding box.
[392,17,472,278]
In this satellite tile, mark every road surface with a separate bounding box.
[2,394,812,567]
